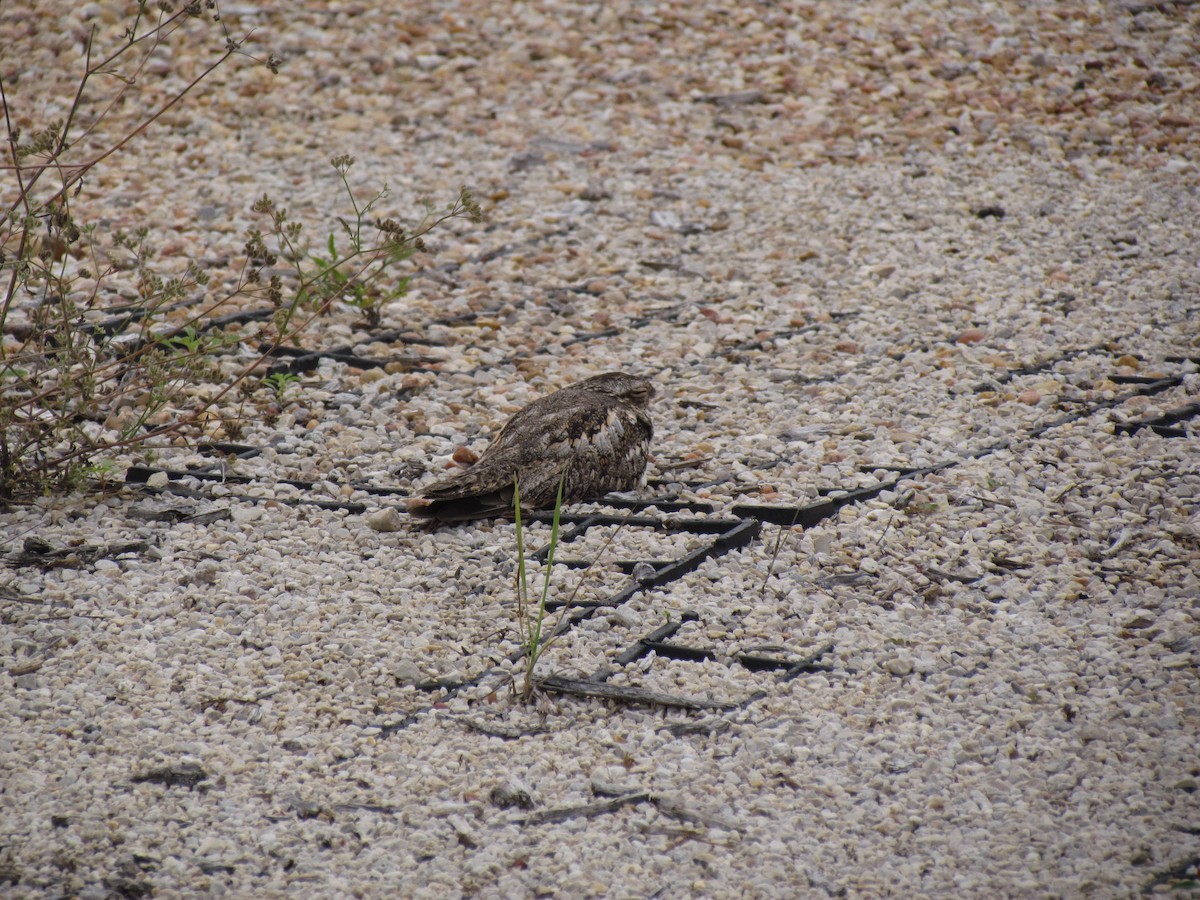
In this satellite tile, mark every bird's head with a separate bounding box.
[581,372,656,407]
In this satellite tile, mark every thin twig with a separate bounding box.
[657,455,713,471]
[759,506,803,599]
[518,791,651,826]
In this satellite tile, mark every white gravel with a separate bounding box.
[2,1,1199,897]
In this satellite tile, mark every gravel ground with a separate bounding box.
[2,1,1199,897]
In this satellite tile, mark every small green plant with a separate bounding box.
[262,372,300,403]
[509,479,644,701]
[305,157,414,328]
[309,231,380,325]
[249,161,480,334]
[512,474,566,701]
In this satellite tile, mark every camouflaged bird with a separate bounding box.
[408,372,655,524]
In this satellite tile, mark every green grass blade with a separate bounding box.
[529,473,566,661]
[513,476,529,644]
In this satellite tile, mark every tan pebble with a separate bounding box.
[1018,389,1042,405]
[306,419,319,430]
[359,368,386,384]
[835,339,859,353]
[956,328,987,344]
[400,374,432,390]
[452,446,479,465]
[699,307,732,324]
[104,410,133,431]
[1115,354,1140,369]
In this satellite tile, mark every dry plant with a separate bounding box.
[0,2,481,499]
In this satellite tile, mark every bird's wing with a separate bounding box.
[411,396,649,522]
[502,394,621,453]
[408,442,553,522]
[416,446,528,502]
[487,388,586,451]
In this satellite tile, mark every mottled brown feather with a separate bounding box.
[409,372,654,524]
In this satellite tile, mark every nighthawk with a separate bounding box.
[408,372,655,524]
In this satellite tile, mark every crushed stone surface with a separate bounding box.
[2,1,1199,897]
